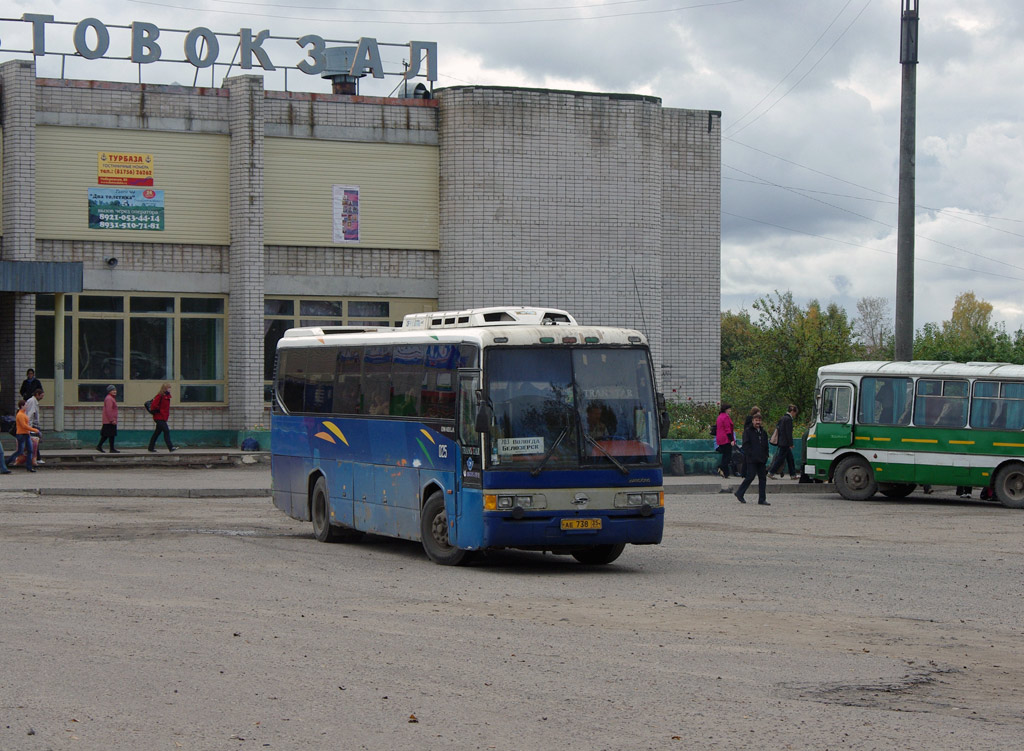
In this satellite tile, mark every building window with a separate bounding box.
[34,293,227,405]
[263,296,436,400]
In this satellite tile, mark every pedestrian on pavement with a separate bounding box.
[24,388,44,465]
[1,383,11,474]
[97,385,120,453]
[0,421,10,474]
[147,383,177,453]
[10,399,39,472]
[735,412,770,505]
[715,403,736,478]
[19,368,42,402]
[768,404,799,479]
[743,405,762,430]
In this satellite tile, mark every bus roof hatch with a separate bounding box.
[402,306,577,329]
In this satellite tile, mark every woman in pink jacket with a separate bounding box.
[96,385,120,453]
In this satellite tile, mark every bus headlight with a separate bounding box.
[615,491,663,508]
[497,494,547,510]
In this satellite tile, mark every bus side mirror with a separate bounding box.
[475,400,493,434]
[657,393,670,439]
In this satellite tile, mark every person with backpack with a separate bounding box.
[147,383,177,453]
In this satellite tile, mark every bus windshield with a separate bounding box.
[485,347,659,470]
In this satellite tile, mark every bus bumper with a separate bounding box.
[478,508,664,549]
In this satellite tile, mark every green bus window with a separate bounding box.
[859,377,912,425]
[916,379,968,427]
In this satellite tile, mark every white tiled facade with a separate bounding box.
[437,87,721,400]
[0,62,721,439]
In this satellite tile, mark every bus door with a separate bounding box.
[815,382,854,450]
[454,371,484,546]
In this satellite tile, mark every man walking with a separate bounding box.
[735,412,771,506]
[768,404,799,480]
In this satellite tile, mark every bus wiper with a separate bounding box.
[581,430,630,475]
[530,422,570,477]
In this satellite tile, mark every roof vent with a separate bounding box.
[402,306,577,329]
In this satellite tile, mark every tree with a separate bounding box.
[854,296,893,358]
[720,291,857,422]
[913,291,1023,363]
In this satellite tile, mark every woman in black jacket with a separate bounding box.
[768,404,798,479]
[735,412,770,505]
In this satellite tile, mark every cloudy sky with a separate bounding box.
[3,0,1023,333]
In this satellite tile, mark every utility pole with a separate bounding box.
[895,0,919,361]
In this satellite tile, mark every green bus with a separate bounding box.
[804,361,1024,508]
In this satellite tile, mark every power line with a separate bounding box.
[725,0,855,136]
[125,0,748,25]
[727,0,874,138]
[725,136,1024,229]
[723,211,1024,283]
[724,163,1024,265]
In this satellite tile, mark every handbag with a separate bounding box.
[769,427,779,445]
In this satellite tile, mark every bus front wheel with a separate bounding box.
[993,463,1024,509]
[571,544,625,565]
[834,456,877,501]
[420,492,468,565]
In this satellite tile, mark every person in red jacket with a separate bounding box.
[147,382,177,453]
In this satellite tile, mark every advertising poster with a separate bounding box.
[88,188,165,231]
[332,184,360,243]
[98,152,155,186]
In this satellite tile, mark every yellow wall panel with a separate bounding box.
[265,138,438,249]
[36,126,229,244]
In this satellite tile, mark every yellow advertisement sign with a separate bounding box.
[98,152,154,186]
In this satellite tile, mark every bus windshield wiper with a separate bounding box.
[530,422,570,477]
[581,429,630,475]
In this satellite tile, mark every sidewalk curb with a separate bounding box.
[0,487,272,498]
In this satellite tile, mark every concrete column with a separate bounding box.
[225,76,265,432]
[0,59,37,412]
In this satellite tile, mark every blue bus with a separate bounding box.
[271,306,668,565]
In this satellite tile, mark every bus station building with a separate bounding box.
[0,58,721,444]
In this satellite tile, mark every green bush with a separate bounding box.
[665,400,722,439]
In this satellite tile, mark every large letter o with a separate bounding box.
[74,18,110,60]
[184,27,220,68]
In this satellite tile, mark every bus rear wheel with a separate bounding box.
[311,477,363,543]
[878,482,916,499]
[993,463,1024,509]
[420,492,468,565]
[834,456,877,501]
[571,544,625,565]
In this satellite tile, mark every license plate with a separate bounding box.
[561,518,602,530]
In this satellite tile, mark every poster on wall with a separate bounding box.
[88,188,165,231]
[332,185,360,243]
[98,152,155,186]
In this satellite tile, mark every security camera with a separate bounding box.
[106,257,118,268]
